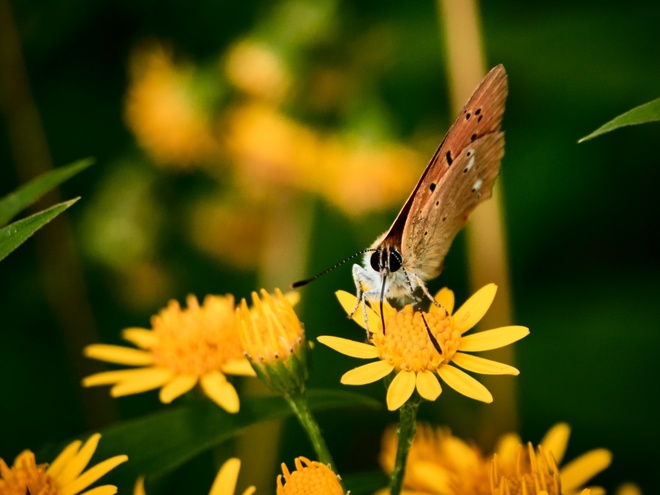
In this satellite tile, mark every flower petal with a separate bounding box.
[437,364,493,403]
[341,360,393,385]
[78,485,121,495]
[47,440,83,478]
[415,370,442,401]
[221,358,257,377]
[451,352,519,375]
[106,368,173,397]
[209,458,240,495]
[58,433,101,486]
[386,370,416,410]
[318,335,380,359]
[133,477,146,495]
[452,283,497,333]
[122,328,158,348]
[83,344,154,366]
[159,374,198,403]
[335,290,379,331]
[60,456,128,495]
[540,423,570,465]
[561,449,612,493]
[201,371,240,413]
[458,326,529,352]
[431,287,455,315]
[495,433,522,466]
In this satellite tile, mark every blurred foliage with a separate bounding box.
[1,0,659,493]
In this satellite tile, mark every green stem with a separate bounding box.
[284,390,337,470]
[389,395,422,495]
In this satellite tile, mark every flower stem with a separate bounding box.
[284,390,337,470]
[389,395,422,495]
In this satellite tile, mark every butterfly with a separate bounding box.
[294,65,508,353]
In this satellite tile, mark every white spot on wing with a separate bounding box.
[472,178,483,192]
[464,155,476,173]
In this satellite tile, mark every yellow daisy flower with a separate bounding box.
[237,289,308,394]
[276,457,345,495]
[0,433,127,495]
[377,422,612,495]
[319,284,528,410]
[83,294,256,413]
[134,458,256,495]
[378,423,489,494]
[495,423,612,495]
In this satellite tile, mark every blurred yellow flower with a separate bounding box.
[276,457,344,495]
[379,423,489,494]
[377,423,612,495]
[0,433,127,495]
[224,39,291,102]
[83,294,255,413]
[134,458,256,495]
[319,284,528,410]
[223,101,423,217]
[124,42,221,168]
[495,423,611,495]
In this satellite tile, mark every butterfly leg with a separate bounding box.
[408,273,449,316]
[351,264,380,342]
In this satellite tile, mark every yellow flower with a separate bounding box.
[134,458,256,495]
[319,284,528,410]
[494,423,611,495]
[237,289,308,394]
[276,457,344,495]
[377,423,612,495]
[378,423,489,494]
[83,294,256,413]
[124,42,221,168]
[0,433,127,495]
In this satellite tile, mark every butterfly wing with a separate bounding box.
[396,65,508,279]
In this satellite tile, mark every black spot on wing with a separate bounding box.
[446,151,453,165]
[429,182,436,192]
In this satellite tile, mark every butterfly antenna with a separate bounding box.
[392,251,443,355]
[291,248,376,288]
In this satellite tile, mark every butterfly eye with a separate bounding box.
[388,251,402,272]
[370,251,382,272]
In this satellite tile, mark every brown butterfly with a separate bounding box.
[295,65,508,352]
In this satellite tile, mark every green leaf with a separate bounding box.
[0,157,93,227]
[66,390,380,491]
[0,198,79,262]
[579,97,660,142]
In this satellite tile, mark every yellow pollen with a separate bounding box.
[276,457,344,495]
[149,294,243,375]
[372,305,460,372]
[0,451,57,495]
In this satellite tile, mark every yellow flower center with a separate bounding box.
[0,452,57,495]
[372,305,460,372]
[150,294,244,375]
[491,444,561,495]
[276,457,344,495]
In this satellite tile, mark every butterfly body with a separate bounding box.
[353,65,508,314]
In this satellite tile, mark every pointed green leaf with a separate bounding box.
[0,157,93,227]
[579,98,660,143]
[0,198,79,262]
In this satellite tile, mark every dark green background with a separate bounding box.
[1,0,658,493]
